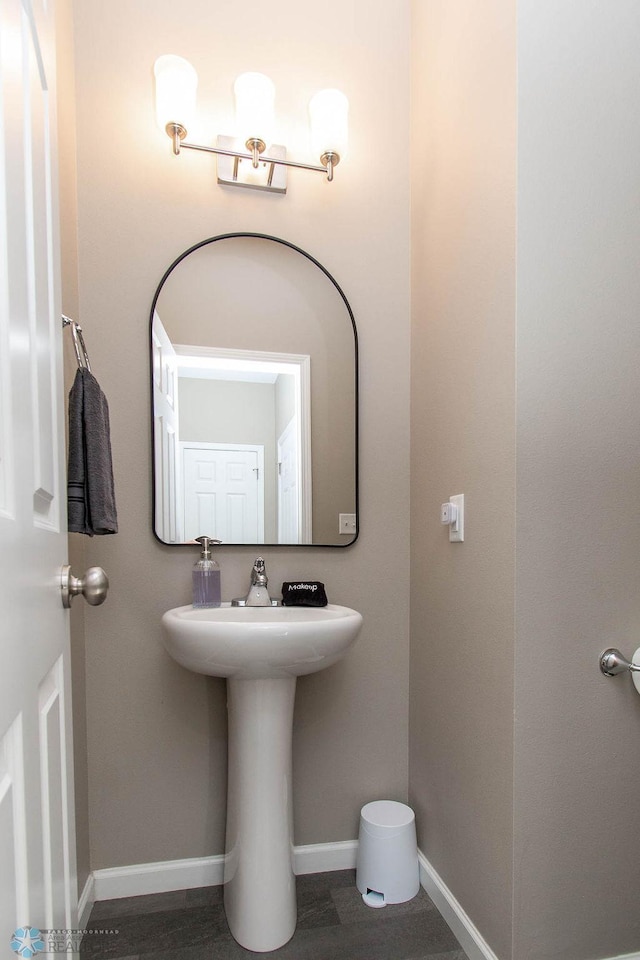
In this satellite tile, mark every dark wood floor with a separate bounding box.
[80,870,469,960]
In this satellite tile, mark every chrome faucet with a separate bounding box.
[244,557,272,607]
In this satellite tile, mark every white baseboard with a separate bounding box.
[602,955,640,960]
[92,854,226,902]
[77,873,95,928]
[294,839,358,875]
[89,840,358,903]
[417,850,499,960]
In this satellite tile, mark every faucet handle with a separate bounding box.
[252,557,268,585]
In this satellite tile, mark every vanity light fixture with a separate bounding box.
[153,55,348,194]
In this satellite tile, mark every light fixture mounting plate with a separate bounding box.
[216,135,287,194]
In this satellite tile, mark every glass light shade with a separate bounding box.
[154,55,197,133]
[234,72,275,146]
[309,89,349,160]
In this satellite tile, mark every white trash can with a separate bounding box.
[356,800,420,908]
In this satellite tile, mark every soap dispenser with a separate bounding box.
[192,536,222,608]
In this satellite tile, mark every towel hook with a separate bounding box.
[62,315,92,372]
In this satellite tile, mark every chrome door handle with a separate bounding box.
[60,565,109,608]
[599,648,640,677]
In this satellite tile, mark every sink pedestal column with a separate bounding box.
[224,676,297,952]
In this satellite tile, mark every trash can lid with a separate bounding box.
[361,800,415,828]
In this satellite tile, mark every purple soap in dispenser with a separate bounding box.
[192,536,222,608]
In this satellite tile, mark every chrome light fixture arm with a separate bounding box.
[165,123,338,181]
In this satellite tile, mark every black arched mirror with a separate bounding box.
[150,233,358,546]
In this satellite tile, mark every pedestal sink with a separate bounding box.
[161,603,363,952]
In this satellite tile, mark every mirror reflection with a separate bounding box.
[150,234,358,546]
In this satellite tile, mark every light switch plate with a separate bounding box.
[449,494,464,542]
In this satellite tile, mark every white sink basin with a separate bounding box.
[161,602,362,680]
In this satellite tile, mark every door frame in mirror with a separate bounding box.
[149,232,359,548]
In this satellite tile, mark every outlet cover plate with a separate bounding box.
[339,513,357,535]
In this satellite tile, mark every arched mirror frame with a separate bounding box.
[149,232,359,548]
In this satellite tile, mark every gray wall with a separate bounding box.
[409,3,516,958]
[70,0,411,871]
[513,3,640,957]
[410,3,640,960]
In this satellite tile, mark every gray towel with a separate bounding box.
[68,367,118,536]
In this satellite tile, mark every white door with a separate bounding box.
[152,312,180,542]
[277,417,299,543]
[182,444,264,543]
[0,0,77,952]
